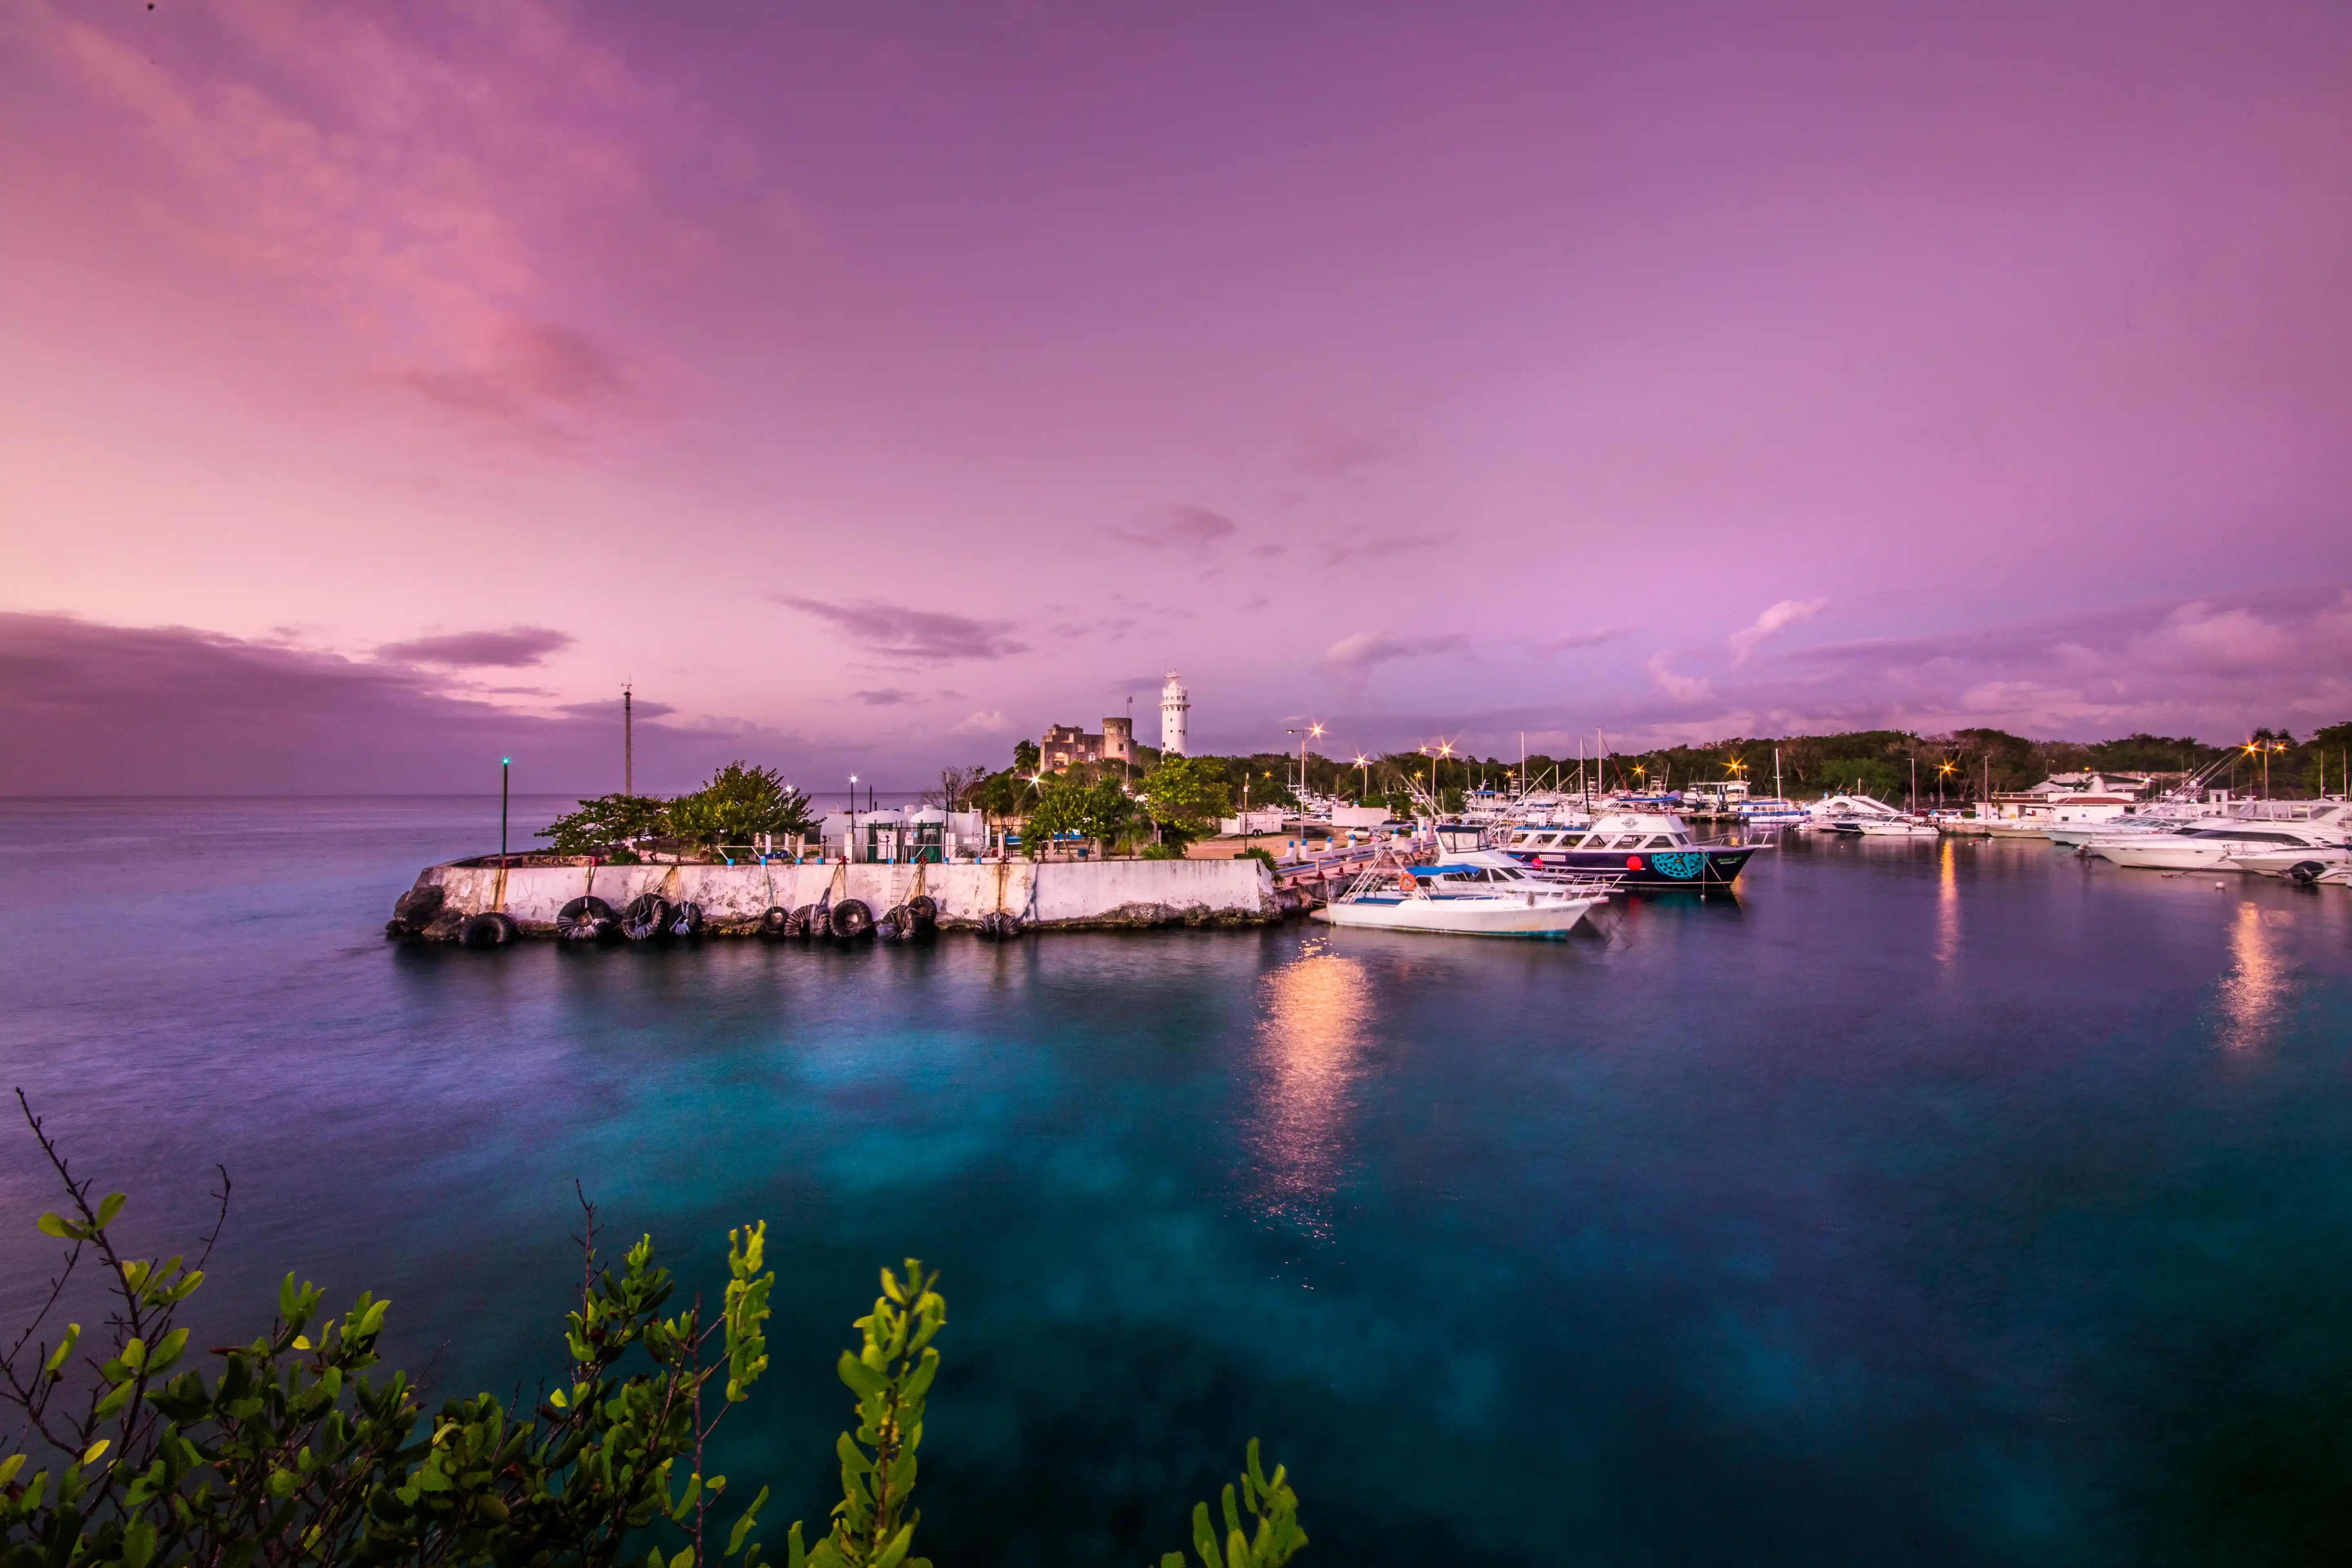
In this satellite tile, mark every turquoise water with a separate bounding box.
[6,798,2352,1564]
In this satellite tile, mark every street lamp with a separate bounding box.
[848,774,859,863]
[500,757,510,862]
[1354,753,1369,800]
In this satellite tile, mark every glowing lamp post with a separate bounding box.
[499,757,510,862]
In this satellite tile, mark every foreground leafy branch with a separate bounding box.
[0,1096,1303,1568]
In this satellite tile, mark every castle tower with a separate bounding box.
[1160,671,1189,756]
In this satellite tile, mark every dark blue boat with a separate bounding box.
[1458,811,1762,888]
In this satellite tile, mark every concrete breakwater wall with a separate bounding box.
[398,857,1282,936]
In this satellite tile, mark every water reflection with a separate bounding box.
[2215,900,2290,1051]
[1935,839,1960,964]
[1247,939,1371,1236]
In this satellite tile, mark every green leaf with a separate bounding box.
[42,1324,79,1375]
[80,1439,109,1467]
[728,1486,771,1556]
[836,1351,887,1399]
[94,1192,127,1229]
[668,1548,695,1568]
[35,1212,78,1240]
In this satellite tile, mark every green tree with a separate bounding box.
[538,795,672,858]
[1140,757,1233,846]
[670,762,814,849]
[1022,773,1132,858]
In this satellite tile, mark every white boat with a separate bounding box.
[1312,859,1602,937]
[1734,797,1808,826]
[2216,843,2351,880]
[1854,818,1939,838]
[2091,800,2352,871]
[1806,794,1921,834]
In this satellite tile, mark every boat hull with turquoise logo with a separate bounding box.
[1460,811,1762,889]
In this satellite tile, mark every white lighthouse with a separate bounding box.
[1160,671,1190,756]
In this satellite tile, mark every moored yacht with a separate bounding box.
[1492,811,1760,887]
[1313,858,1604,937]
[2091,800,2352,871]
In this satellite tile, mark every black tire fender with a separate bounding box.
[621,894,674,941]
[668,901,704,938]
[995,913,1022,939]
[759,906,792,939]
[830,898,875,940]
[788,904,819,939]
[459,911,520,948]
[557,895,617,942]
[906,895,939,929]
[2289,860,2326,884]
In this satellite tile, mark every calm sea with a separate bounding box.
[5,797,2352,1565]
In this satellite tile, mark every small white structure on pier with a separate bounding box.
[1161,671,1190,756]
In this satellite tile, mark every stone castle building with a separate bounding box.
[1040,715,1134,772]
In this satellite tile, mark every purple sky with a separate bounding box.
[4,1,2350,792]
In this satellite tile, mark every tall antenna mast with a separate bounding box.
[624,684,634,796]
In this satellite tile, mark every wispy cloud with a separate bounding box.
[383,320,647,440]
[1545,626,1635,653]
[849,688,922,706]
[1644,652,1714,704]
[377,626,574,668]
[1294,426,1391,479]
[1102,503,1239,554]
[1316,629,1468,698]
[775,598,1028,662]
[948,710,1013,735]
[1322,530,1459,567]
[21,1,679,443]
[1728,598,1829,664]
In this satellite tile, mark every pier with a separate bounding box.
[390,855,1291,939]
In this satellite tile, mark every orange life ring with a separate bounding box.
[1397,870,1418,891]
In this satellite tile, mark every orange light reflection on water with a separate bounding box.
[1247,940,1371,1236]
[1935,837,1960,964]
[2216,900,2290,1052]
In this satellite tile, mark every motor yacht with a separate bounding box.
[1313,859,1603,937]
[2091,801,2352,871]
[1492,811,1760,887]
[2225,844,2351,881]
[1806,794,1913,834]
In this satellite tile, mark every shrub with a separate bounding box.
[1140,843,1184,861]
[0,1096,1304,1568]
[538,794,672,857]
[670,763,813,849]
[1237,847,1278,870]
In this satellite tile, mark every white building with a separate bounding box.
[1160,671,1190,756]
